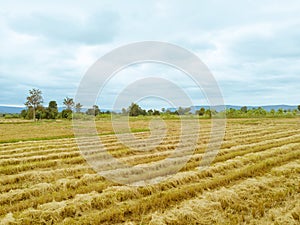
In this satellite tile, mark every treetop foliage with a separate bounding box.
[18,89,300,120]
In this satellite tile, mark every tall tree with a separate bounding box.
[298,105,300,112]
[93,105,101,116]
[25,88,43,121]
[63,97,75,110]
[75,103,83,113]
[128,103,145,116]
[47,101,58,119]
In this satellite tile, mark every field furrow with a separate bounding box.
[0,118,299,224]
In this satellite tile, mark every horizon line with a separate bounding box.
[0,103,298,108]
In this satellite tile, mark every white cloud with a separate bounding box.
[6,11,119,45]
[0,0,300,107]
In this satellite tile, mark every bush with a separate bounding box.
[61,109,73,119]
[4,114,19,119]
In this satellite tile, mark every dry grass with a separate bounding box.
[0,118,299,224]
[0,119,154,143]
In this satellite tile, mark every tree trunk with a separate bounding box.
[33,107,36,122]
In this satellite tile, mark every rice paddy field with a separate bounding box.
[0,118,299,225]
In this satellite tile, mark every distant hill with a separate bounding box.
[0,106,65,114]
[0,106,25,114]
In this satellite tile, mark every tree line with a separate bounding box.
[2,88,300,120]
[220,106,299,118]
[19,89,108,121]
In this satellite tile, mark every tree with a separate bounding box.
[47,101,58,119]
[93,105,101,115]
[25,88,43,121]
[277,108,284,116]
[63,97,75,110]
[129,103,139,116]
[198,107,205,116]
[121,108,127,115]
[185,107,191,114]
[205,109,212,118]
[177,107,191,115]
[128,103,146,116]
[174,110,179,115]
[36,105,46,120]
[86,105,101,116]
[270,109,276,116]
[292,109,297,116]
[153,110,160,115]
[241,106,248,113]
[177,107,185,115]
[61,109,72,119]
[147,109,153,116]
[165,109,171,114]
[75,103,83,113]
[20,109,27,119]
[254,107,267,117]
[298,105,300,112]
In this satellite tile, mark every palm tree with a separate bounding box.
[75,103,83,113]
[63,97,75,110]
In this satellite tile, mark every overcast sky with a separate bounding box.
[0,0,299,108]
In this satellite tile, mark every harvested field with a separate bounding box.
[0,118,299,224]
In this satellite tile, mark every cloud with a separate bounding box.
[6,11,119,45]
[97,63,209,109]
[230,24,300,61]
[0,0,300,107]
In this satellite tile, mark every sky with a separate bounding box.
[0,0,300,109]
